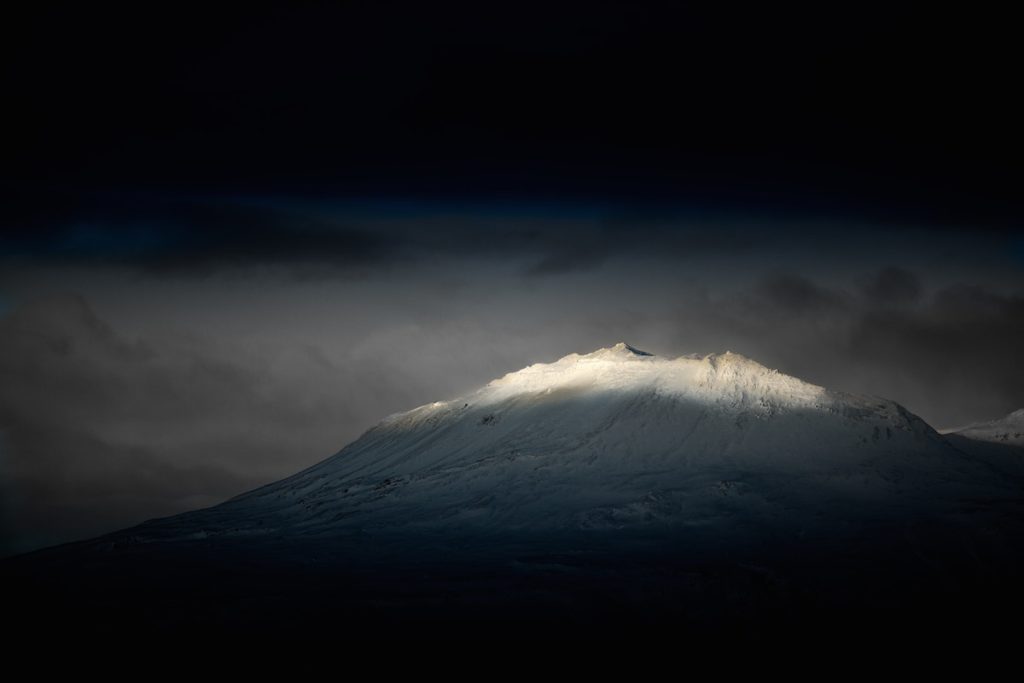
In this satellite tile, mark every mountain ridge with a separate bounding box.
[950,408,1024,446]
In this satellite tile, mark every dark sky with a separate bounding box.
[2,3,1022,555]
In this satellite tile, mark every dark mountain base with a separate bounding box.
[6,525,1024,653]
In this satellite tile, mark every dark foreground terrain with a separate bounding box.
[7,513,1024,653]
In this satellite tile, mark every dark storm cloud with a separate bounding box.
[861,267,923,307]
[521,211,781,277]
[756,274,852,317]
[5,182,1022,292]
[0,191,916,280]
[847,283,1024,407]
[526,247,608,276]
[1,194,742,276]
[2,195,390,273]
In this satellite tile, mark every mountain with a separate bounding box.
[942,408,1024,483]
[950,409,1024,446]
[6,343,1024,647]
[122,342,1006,546]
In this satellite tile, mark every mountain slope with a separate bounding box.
[950,409,1024,446]
[943,408,1024,482]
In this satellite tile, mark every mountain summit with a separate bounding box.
[602,341,653,356]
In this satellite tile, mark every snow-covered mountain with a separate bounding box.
[950,409,1024,446]
[9,343,1024,644]
[115,343,1011,549]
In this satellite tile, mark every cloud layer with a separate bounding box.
[0,295,412,554]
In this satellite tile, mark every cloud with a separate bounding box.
[8,192,985,281]
[861,266,922,306]
[0,294,412,555]
[2,195,393,276]
[664,270,1024,430]
[525,245,608,276]
[756,273,851,316]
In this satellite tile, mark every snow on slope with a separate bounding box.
[118,342,1011,548]
[950,409,1024,446]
